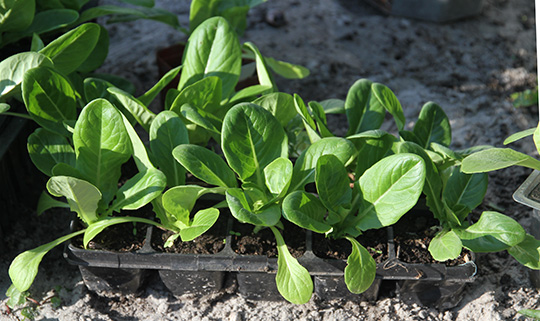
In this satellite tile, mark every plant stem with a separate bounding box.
[1,112,33,120]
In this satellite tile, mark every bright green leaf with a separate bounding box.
[356,153,426,230]
[428,229,462,261]
[47,176,101,224]
[461,148,540,173]
[226,188,281,226]
[344,236,376,294]
[110,168,166,212]
[73,99,132,206]
[264,157,293,197]
[180,208,220,242]
[9,230,84,292]
[0,52,53,98]
[270,226,313,304]
[508,234,540,270]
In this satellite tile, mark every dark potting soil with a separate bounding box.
[231,220,306,258]
[73,219,149,252]
[311,228,389,263]
[151,212,228,254]
[392,209,472,266]
[72,206,153,252]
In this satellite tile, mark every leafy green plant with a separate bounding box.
[0,0,181,50]
[112,16,307,147]
[188,0,266,36]
[283,150,426,294]
[8,98,168,294]
[172,102,313,304]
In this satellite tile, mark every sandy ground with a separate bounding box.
[1,0,540,320]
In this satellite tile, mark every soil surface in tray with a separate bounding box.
[392,209,472,266]
[231,220,306,258]
[72,214,150,252]
[151,212,228,254]
[312,228,389,263]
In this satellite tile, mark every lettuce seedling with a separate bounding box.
[9,99,168,294]
[461,121,540,269]
[172,102,313,304]
[283,151,426,294]
[293,79,406,145]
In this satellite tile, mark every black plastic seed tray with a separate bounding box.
[64,217,476,307]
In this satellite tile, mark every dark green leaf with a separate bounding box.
[282,191,332,233]
[27,128,75,176]
[348,130,396,176]
[508,235,540,269]
[179,16,241,99]
[39,23,100,75]
[290,137,356,191]
[222,103,288,184]
[413,102,451,148]
[316,154,351,211]
[173,144,237,188]
[0,0,35,33]
[443,168,487,222]
[76,24,109,73]
[22,66,77,136]
[149,111,189,187]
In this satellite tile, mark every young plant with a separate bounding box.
[282,150,426,294]
[9,99,168,295]
[0,0,181,50]
[188,0,266,36]
[460,122,540,269]
[110,16,307,147]
[172,102,313,304]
